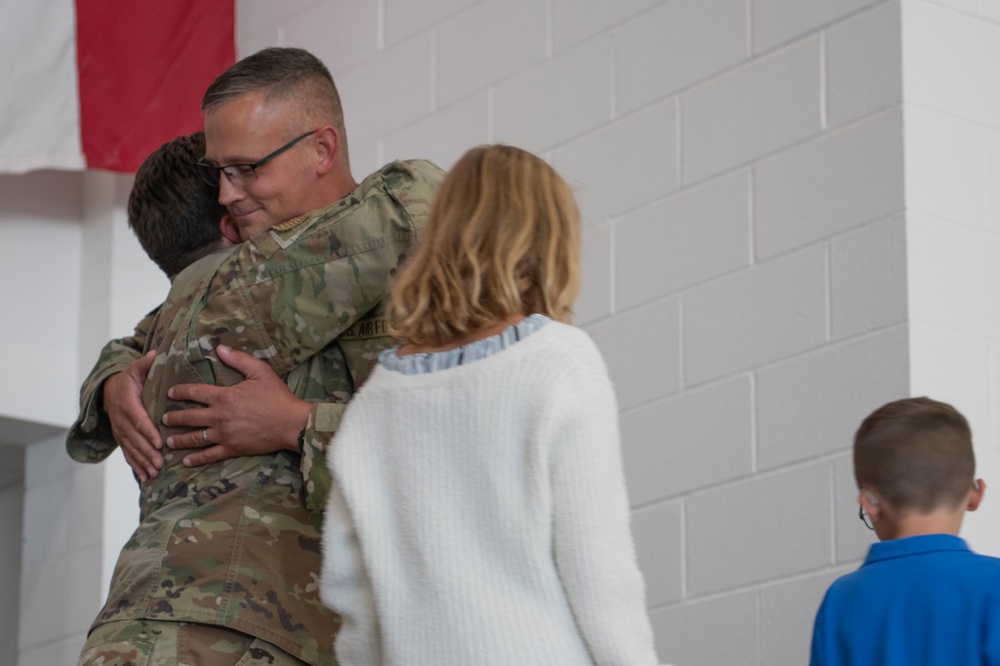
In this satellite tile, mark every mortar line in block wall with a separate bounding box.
[747,208,907,269]
[618,368,757,420]
[677,103,903,195]
[646,560,856,612]
[747,1,897,62]
[629,440,868,515]
[669,325,908,407]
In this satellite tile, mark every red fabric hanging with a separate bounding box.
[75,0,235,173]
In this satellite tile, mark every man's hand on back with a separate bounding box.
[163,345,312,467]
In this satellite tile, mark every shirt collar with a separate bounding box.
[864,533,970,567]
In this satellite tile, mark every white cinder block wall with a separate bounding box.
[236,1,904,663]
[231,1,999,664]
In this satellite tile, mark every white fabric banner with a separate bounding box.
[0,0,86,173]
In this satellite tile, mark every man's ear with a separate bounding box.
[313,126,340,175]
[219,214,241,245]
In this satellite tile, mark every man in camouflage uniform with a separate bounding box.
[69,48,444,665]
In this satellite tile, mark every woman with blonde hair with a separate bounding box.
[321,145,662,665]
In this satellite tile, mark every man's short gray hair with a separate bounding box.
[201,47,345,132]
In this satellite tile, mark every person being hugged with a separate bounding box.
[321,144,663,665]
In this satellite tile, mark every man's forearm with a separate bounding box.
[66,310,155,464]
[66,341,145,462]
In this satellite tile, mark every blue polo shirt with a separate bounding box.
[810,534,1000,665]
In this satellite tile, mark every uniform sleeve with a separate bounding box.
[244,162,444,380]
[269,249,388,512]
[299,404,344,512]
[283,342,354,511]
[65,311,155,463]
[269,165,445,508]
[547,360,661,666]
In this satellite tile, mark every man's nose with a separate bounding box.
[218,174,245,206]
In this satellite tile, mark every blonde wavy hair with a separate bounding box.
[390,144,581,347]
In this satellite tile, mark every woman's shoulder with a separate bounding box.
[538,320,602,355]
[525,322,610,380]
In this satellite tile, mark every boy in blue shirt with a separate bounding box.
[810,397,1000,665]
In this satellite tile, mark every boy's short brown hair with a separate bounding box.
[854,397,975,512]
[128,132,227,278]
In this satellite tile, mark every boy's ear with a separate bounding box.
[220,214,241,245]
[859,489,881,521]
[968,479,986,512]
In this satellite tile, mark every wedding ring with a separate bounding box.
[201,428,210,445]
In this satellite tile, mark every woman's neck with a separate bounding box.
[398,313,528,356]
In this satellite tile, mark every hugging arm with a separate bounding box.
[66,310,163,482]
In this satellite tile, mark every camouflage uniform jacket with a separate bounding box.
[65,160,445,665]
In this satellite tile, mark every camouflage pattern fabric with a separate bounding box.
[68,311,159,463]
[78,619,305,665]
[67,160,445,665]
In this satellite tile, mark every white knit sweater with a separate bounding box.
[321,322,661,665]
